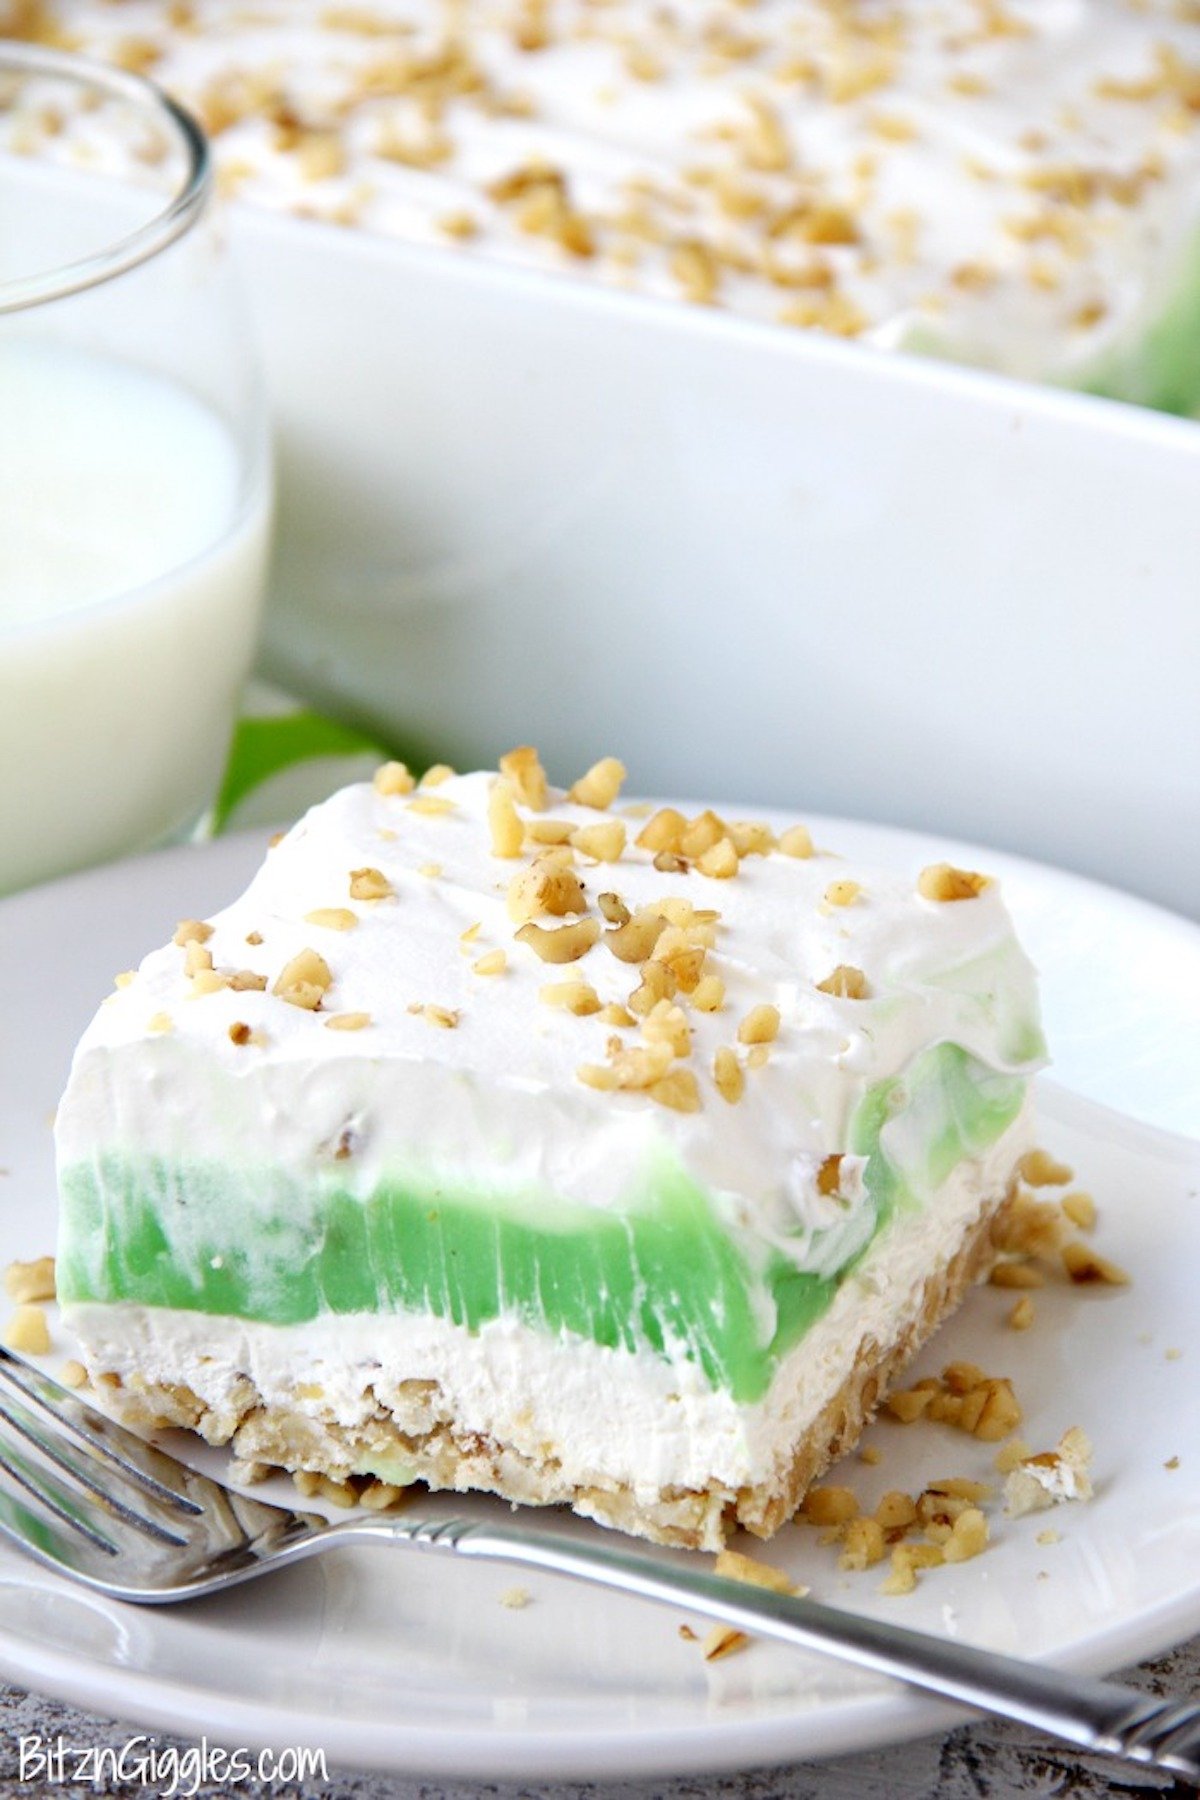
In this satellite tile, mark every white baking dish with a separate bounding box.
[232,210,1199,916]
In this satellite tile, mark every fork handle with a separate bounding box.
[386,1516,1200,1780]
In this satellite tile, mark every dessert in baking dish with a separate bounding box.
[6,0,1200,409]
[55,752,1045,1547]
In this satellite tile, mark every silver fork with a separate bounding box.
[0,1348,1197,1781]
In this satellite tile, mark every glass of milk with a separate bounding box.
[0,43,272,895]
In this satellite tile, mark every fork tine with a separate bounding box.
[0,1394,189,1548]
[0,1437,120,1557]
[0,1351,203,1514]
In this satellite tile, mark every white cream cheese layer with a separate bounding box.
[66,1104,1031,1496]
[56,768,1042,1269]
[7,0,1200,380]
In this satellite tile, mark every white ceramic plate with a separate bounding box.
[0,819,1197,1780]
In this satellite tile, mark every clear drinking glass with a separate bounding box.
[0,43,272,895]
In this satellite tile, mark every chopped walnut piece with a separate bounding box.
[816,964,870,999]
[691,974,726,1012]
[703,1625,749,1662]
[917,862,992,902]
[273,948,333,1011]
[1061,1190,1097,1231]
[5,1304,50,1355]
[640,999,692,1056]
[1062,1241,1130,1286]
[4,1257,55,1304]
[488,778,525,858]
[875,1490,918,1532]
[571,821,626,863]
[941,1507,989,1563]
[186,967,225,998]
[516,917,601,963]
[349,866,394,901]
[737,1003,780,1045]
[524,818,575,847]
[918,1478,992,1525]
[360,1480,408,1513]
[628,960,675,1016]
[507,856,587,923]
[148,1011,176,1031]
[886,1384,936,1423]
[326,1012,372,1031]
[184,940,214,977]
[419,1005,459,1029]
[228,970,268,992]
[407,795,456,818]
[1018,1148,1074,1187]
[839,1517,886,1570]
[648,1069,702,1113]
[713,1047,745,1104]
[696,837,739,879]
[420,763,455,788]
[680,810,727,859]
[373,760,415,796]
[540,980,601,1014]
[715,1549,801,1595]
[568,756,627,810]
[942,1361,986,1394]
[1007,1295,1036,1330]
[880,1541,944,1596]
[824,879,861,908]
[173,918,213,948]
[576,1063,618,1092]
[635,808,687,854]
[228,1021,252,1046]
[473,950,508,978]
[654,941,707,995]
[597,891,630,926]
[994,1193,1071,1260]
[600,1002,635,1027]
[803,1485,859,1526]
[500,745,549,811]
[605,908,669,964]
[778,824,814,858]
[989,1260,1045,1290]
[305,908,358,931]
[728,820,777,857]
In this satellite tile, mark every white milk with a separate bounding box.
[0,339,270,893]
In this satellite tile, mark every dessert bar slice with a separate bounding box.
[56,753,1044,1548]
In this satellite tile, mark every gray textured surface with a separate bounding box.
[1,1637,1197,1799]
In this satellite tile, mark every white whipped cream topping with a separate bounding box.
[8,0,1200,376]
[65,1104,1033,1499]
[57,768,1041,1275]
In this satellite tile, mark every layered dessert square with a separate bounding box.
[7,0,1200,409]
[55,754,1045,1547]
